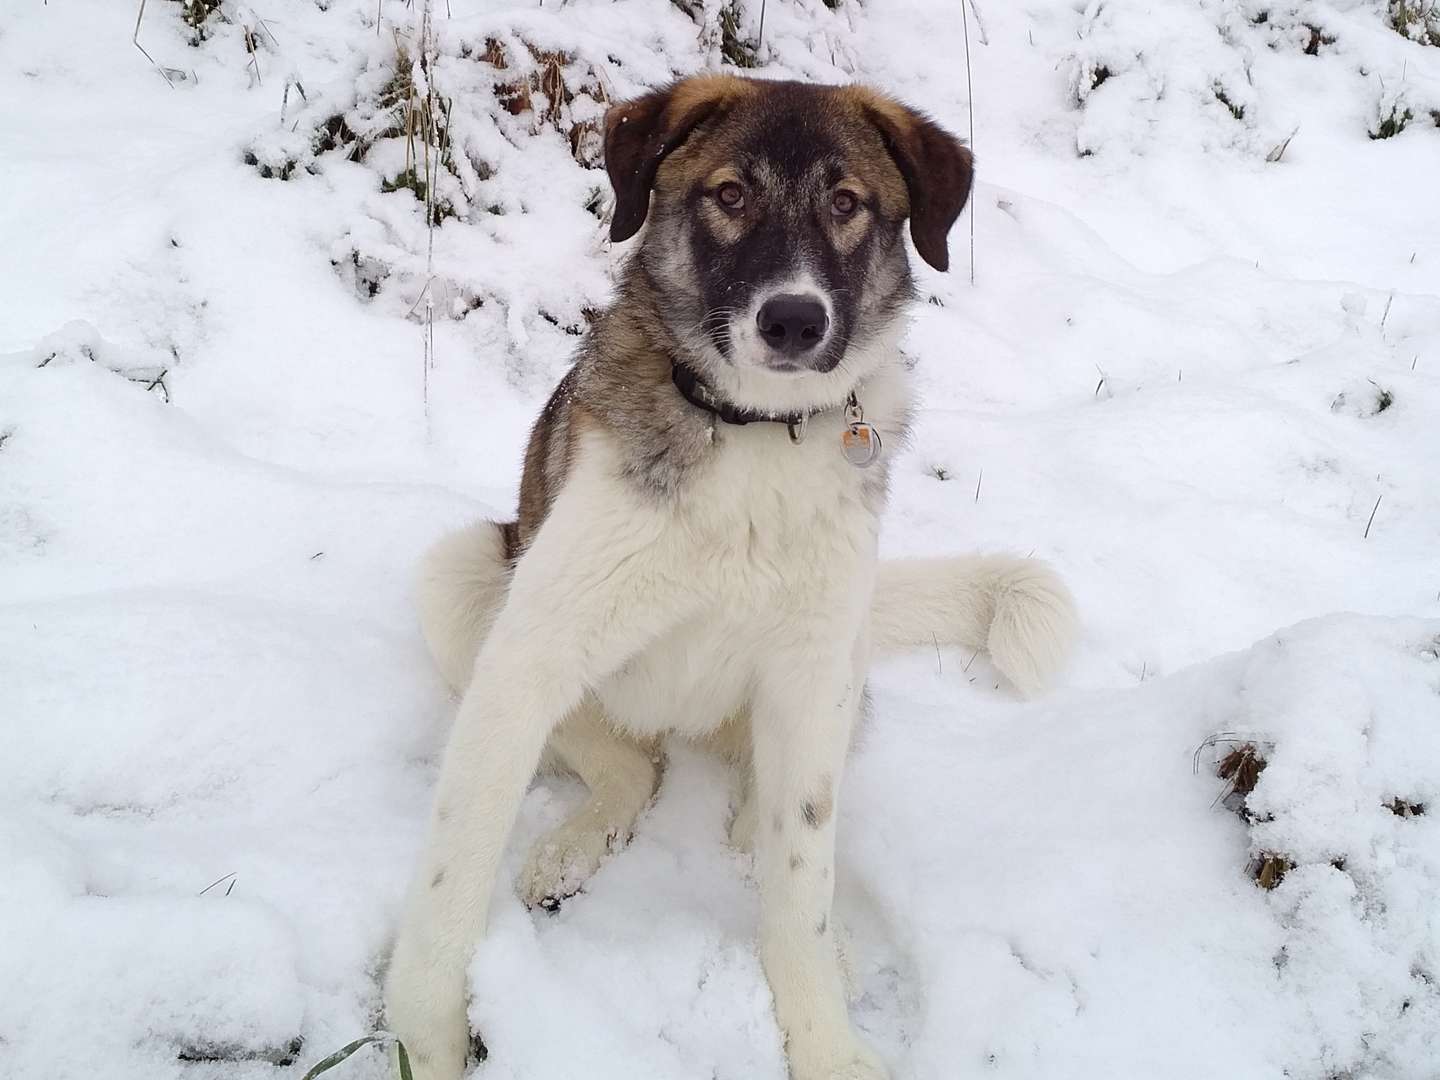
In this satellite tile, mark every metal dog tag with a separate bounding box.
[840,393,881,468]
[841,421,882,467]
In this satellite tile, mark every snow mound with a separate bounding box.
[1233,617,1440,1078]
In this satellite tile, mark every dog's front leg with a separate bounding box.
[384,469,697,1080]
[751,638,884,1080]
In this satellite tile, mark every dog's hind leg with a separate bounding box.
[519,704,661,910]
[416,520,664,909]
[415,520,514,693]
[416,519,663,910]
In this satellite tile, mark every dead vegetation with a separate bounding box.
[1385,797,1427,818]
[480,37,610,168]
[1250,852,1294,890]
[175,0,223,42]
[1389,0,1440,46]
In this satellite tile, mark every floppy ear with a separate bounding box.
[603,75,745,243]
[863,100,974,272]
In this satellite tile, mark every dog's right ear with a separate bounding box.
[604,75,747,243]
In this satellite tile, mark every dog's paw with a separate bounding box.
[790,1037,888,1080]
[383,944,470,1080]
[518,815,622,910]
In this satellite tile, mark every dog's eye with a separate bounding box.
[715,182,746,211]
[831,190,859,218]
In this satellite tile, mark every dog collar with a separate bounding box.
[669,362,883,466]
[670,362,811,441]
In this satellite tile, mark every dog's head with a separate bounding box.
[604,75,972,409]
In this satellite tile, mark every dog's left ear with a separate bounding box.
[604,75,747,243]
[862,99,974,272]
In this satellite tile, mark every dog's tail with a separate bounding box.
[415,520,513,693]
[871,556,1078,697]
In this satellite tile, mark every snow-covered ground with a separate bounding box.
[2,1,1439,1078]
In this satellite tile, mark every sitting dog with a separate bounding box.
[384,73,1077,1080]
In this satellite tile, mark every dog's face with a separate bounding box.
[604,76,972,408]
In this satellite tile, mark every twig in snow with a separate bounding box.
[932,632,943,675]
[1381,291,1394,331]
[243,25,263,86]
[133,0,186,88]
[1192,731,1243,774]
[963,0,991,45]
[974,467,983,502]
[198,871,238,896]
[1363,494,1383,539]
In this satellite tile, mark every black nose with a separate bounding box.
[756,294,829,354]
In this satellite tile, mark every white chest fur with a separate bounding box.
[594,361,913,738]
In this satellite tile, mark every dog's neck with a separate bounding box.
[670,361,813,430]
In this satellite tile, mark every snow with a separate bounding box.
[2,0,1439,1078]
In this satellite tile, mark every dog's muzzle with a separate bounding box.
[756,293,831,369]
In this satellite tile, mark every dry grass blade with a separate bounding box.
[1265,124,1300,163]
[1252,852,1293,890]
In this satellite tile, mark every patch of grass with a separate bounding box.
[381,168,456,225]
[583,185,606,219]
[720,2,758,68]
[1214,84,1245,121]
[175,0,223,42]
[667,0,705,20]
[1303,23,1336,54]
[243,149,296,181]
[1371,102,1414,139]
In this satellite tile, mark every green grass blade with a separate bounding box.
[300,1034,387,1080]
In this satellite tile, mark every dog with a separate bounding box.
[384,73,1078,1080]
